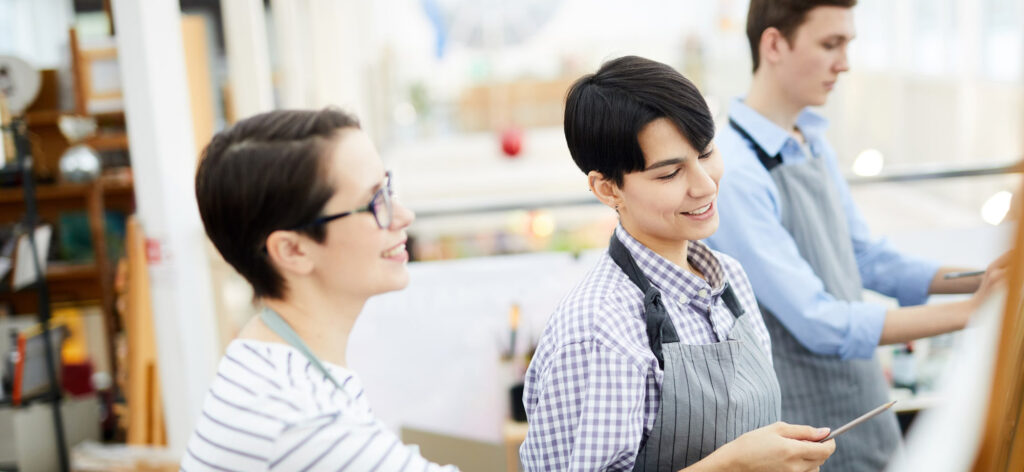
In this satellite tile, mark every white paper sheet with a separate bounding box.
[12,224,51,290]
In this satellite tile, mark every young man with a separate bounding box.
[520,56,836,472]
[706,1,1009,471]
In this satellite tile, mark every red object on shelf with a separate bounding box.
[12,334,25,405]
[62,361,95,396]
[500,127,523,158]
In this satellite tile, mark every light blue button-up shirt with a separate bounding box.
[705,98,940,360]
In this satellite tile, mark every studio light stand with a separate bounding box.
[2,116,70,472]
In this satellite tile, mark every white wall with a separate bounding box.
[346,223,1013,443]
[348,250,599,442]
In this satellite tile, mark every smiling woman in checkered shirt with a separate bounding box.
[519,56,837,472]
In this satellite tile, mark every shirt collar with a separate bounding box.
[728,97,830,157]
[613,225,725,296]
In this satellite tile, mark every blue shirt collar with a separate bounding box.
[728,97,830,157]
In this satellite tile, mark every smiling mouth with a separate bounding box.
[682,203,712,216]
[381,243,406,258]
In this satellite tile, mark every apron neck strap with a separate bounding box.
[720,282,745,318]
[729,118,783,171]
[608,234,680,369]
[260,306,348,394]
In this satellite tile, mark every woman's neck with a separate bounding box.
[245,289,365,368]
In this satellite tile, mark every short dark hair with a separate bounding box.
[195,108,360,299]
[563,55,714,187]
[746,0,857,72]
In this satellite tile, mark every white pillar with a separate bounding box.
[954,0,980,166]
[220,0,275,119]
[110,0,219,455]
[270,0,309,108]
[307,0,370,120]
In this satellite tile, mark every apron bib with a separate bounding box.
[730,119,900,471]
[606,235,781,471]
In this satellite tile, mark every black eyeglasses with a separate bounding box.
[290,171,394,230]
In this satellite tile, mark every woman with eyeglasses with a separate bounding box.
[182,108,458,471]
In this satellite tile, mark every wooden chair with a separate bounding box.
[69,28,123,116]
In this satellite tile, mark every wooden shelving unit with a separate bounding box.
[0,176,135,388]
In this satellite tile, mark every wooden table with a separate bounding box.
[503,420,529,472]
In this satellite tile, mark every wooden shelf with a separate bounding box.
[22,110,125,127]
[0,179,134,223]
[23,110,63,126]
[84,133,129,151]
[0,182,94,204]
[0,263,99,297]
[21,111,129,155]
[45,263,99,282]
[0,180,131,203]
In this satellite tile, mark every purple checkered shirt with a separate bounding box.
[520,225,772,471]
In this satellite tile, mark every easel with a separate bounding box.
[972,188,1024,470]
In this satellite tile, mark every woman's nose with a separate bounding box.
[390,198,415,230]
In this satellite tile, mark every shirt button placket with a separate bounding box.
[695,289,710,312]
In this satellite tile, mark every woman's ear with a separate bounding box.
[588,171,621,211]
[265,230,316,277]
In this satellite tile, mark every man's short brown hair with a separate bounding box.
[746,0,857,72]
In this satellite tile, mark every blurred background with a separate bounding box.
[0,0,1020,470]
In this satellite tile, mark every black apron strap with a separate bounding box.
[608,234,680,370]
[729,118,782,171]
[720,282,745,319]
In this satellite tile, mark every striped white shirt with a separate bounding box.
[181,339,459,471]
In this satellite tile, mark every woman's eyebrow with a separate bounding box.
[360,179,383,200]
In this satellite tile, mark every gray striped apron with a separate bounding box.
[730,119,900,471]
[607,235,781,472]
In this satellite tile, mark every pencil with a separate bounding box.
[943,270,985,280]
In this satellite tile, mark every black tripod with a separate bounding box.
[3,117,70,472]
